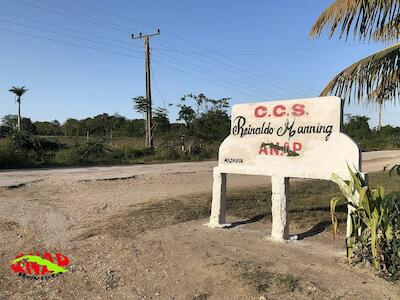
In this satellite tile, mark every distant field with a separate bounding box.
[0,135,221,169]
[37,135,150,148]
[0,135,163,149]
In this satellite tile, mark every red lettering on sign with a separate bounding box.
[291,104,305,116]
[293,142,302,152]
[254,106,267,118]
[273,105,286,117]
[259,145,269,155]
[258,142,303,156]
[254,104,306,118]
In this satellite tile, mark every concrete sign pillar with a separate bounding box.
[206,96,365,242]
[271,176,289,242]
[208,170,228,228]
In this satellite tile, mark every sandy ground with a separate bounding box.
[1,150,399,189]
[0,150,399,299]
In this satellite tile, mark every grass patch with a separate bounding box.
[77,172,400,240]
[76,197,211,240]
[233,260,300,295]
[226,172,400,232]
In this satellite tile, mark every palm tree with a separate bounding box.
[8,86,28,131]
[310,0,400,104]
[368,81,394,129]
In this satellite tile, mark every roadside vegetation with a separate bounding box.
[331,169,400,280]
[311,0,400,281]
[1,106,399,169]
[0,93,229,169]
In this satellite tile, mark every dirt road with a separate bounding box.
[0,150,399,299]
[1,150,399,190]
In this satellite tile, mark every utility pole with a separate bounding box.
[132,29,160,149]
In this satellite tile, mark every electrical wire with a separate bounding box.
[153,39,304,99]
[0,14,282,99]
[43,0,318,96]
[150,64,167,108]
[0,11,142,49]
[0,27,262,99]
[8,0,131,34]
[0,17,143,54]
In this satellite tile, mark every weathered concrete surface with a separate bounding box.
[218,97,361,180]
[208,171,229,228]
[271,176,289,241]
[0,150,399,188]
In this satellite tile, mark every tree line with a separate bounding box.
[1,93,231,144]
[0,113,147,138]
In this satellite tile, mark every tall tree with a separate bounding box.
[177,104,196,128]
[310,0,400,104]
[177,93,231,142]
[133,96,169,142]
[153,107,170,134]
[8,86,28,131]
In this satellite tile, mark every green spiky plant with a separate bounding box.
[330,167,400,279]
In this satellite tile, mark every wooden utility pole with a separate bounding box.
[132,29,160,149]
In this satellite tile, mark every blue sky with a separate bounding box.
[0,0,398,127]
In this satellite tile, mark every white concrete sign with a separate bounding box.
[207,96,364,241]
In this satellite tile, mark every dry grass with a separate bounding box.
[36,135,149,148]
[233,260,301,296]
[77,171,400,243]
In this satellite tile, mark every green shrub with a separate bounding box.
[331,168,400,280]
[53,148,81,166]
[0,144,32,168]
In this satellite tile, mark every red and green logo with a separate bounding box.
[10,252,70,280]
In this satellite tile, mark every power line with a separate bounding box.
[153,58,261,99]
[0,11,281,98]
[152,43,372,55]
[67,0,156,31]
[0,15,275,99]
[8,0,301,97]
[157,34,319,95]
[151,50,276,98]
[0,27,142,59]
[0,27,262,100]
[65,0,318,95]
[34,0,136,33]
[0,11,142,49]
[7,0,318,98]
[0,15,275,98]
[8,0,131,34]
[0,17,144,54]
[11,0,318,97]
[156,38,317,96]
[150,64,167,108]
[153,39,298,98]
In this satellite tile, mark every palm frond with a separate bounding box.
[373,14,400,41]
[310,0,400,41]
[368,71,398,104]
[320,43,400,104]
[8,86,28,97]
